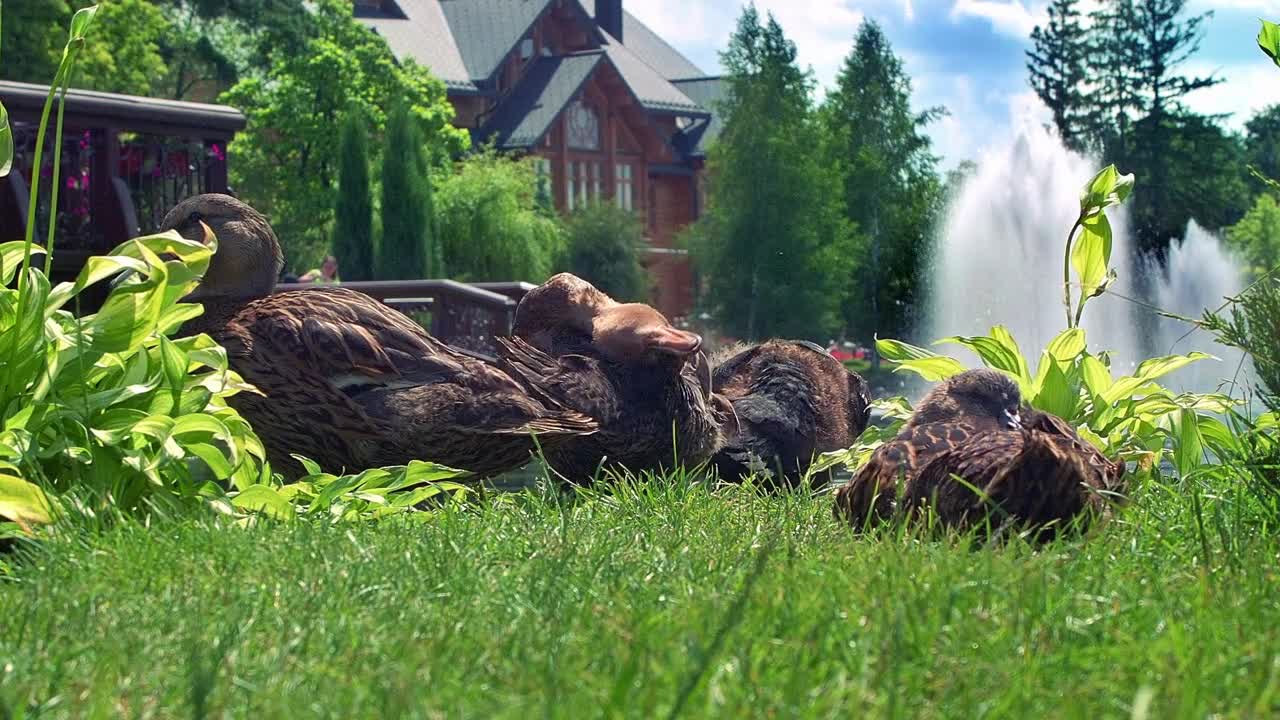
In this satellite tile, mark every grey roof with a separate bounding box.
[600,33,703,114]
[363,0,475,91]
[671,77,725,155]
[583,3,706,80]
[480,52,606,149]
[439,0,555,82]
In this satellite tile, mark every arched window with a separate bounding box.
[566,100,601,151]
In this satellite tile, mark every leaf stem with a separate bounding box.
[1063,215,1083,330]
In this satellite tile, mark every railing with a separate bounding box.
[276,280,533,359]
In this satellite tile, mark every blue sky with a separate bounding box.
[627,0,1280,169]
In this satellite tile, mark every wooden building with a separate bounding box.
[356,0,724,320]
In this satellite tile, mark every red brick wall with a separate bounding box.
[645,174,696,320]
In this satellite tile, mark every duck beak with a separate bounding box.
[1004,408,1022,430]
[650,327,703,357]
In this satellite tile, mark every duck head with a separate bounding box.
[910,368,1023,430]
[590,302,703,367]
[159,193,284,299]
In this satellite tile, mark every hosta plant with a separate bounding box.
[821,165,1237,479]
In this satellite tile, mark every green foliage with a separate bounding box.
[333,109,375,282]
[378,103,435,280]
[1026,0,1091,151]
[1260,19,1280,67]
[434,148,565,282]
[1226,193,1280,279]
[1245,105,1280,193]
[562,202,646,302]
[824,163,1230,478]
[222,0,467,272]
[822,19,944,342]
[72,0,169,95]
[691,6,856,341]
[0,0,69,85]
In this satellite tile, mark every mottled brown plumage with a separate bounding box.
[162,194,596,479]
[709,340,872,488]
[500,273,723,484]
[834,369,1124,539]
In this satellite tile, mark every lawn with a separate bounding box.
[3,474,1278,719]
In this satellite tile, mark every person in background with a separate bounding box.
[299,255,340,285]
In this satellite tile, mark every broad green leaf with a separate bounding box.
[385,460,471,491]
[1260,19,1280,67]
[1081,165,1117,211]
[0,473,55,526]
[1031,351,1078,419]
[68,5,99,42]
[1071,212,1112,299]
[936,325,1031,387]
[0,101,11,178]
[187,442,235,480]
[1101,353,1214,405]
[1172,409,1203,477]
[876,338,966,381]
[231,484,294,521]
[1045,328,1087,362]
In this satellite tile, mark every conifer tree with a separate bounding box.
[379,103,434,280]
[333,109,375,281]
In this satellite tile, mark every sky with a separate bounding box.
[626,0,1280,169]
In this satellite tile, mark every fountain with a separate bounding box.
[928,126,1248,396]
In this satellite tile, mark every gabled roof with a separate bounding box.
[361,0,475,92]
[480,51,606,149]
[598,32,704,115]
[582,3,706,80]
[438,0,559,83]
[671,77,725,156]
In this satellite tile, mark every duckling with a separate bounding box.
[833,368,1124,540]
[497,273,723,484]
[159,194,596,480]
[709,340,872,489]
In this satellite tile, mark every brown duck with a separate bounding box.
[159,194,596,480]
[497,273,724,484]
[833,369,1125,539]
[710,340,872,489]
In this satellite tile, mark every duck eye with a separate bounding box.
[188,211,203,225]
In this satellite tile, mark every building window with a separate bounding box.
[566,160,602,211]
[520,37,534,61]
[615,163,634,211]
[567,100,601,151]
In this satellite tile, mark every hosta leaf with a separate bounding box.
[231,484,294,521]
[1031,351,1079,419]
[1071,212,1112,300]
[1102,353,1214,405]
[0,473,56,526]
[1173,409,1203,477]
[936,325,1031,387]
[1260,19,1280,68]
[0,101,11,178]
[876,338,965,381]
[1046,328,1087,362]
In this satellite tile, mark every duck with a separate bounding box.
[496,272,724,484]
[709,340,872,489]
[157,194,597,480]
[833,368,1125,540]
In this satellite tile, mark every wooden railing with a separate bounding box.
[276,280,535,359]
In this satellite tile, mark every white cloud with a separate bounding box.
[1183,60,1280,128]
[1188,0,1280,12]
[949,0,1046,38]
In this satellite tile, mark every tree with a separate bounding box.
[1246,105,1280,190]
[222,0,467,270]
[690,6,856,341]
[1,0,170,96]
[1026,0,1090,151]
[333,109,375,282]
[822,20,944,344]
[378,104,433,280]
[562,203,646,302]
[1227,193,1280,280]
[434,148,565,282]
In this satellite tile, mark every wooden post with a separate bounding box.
[90,127,129,249]
[204,138,229,194]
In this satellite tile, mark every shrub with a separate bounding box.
[562,202,647,302]
[435,148,565,282]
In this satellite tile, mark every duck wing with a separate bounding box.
[834,420,979,527]
[905,421,1120,539]
[495,336,621,424]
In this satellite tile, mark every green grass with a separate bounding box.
[2,474,1279,719]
